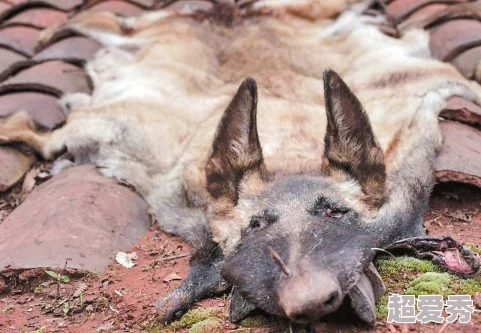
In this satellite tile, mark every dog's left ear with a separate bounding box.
[205,78,264,203]
[322,70,386,208]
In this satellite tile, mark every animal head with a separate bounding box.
[205,70,387,324]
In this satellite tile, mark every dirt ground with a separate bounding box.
[0,182,480,333]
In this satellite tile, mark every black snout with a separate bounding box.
[278,269,342,323]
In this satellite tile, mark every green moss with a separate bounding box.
[188,318,223,333]
[240,316,268,328]
[376,256,439,277]
[453,277,481,295]
[406,272,452,296]
[143,307,226,332]
[375,256,481,320]
[376,297,389,319]
[406,272,481,296]
[464,243,481,254]
[169,307,225,330]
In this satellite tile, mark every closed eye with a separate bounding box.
[308,196,349,218]
[248,208,280,231]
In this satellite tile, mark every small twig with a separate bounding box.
[268,247,290,276]
[161,253,190,262]
[42,298,69,315]
[56,258,72,298]
[438,321,449,333]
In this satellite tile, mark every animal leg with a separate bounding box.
[385,236,480,277]
[155,236,230,324]
[0,111,56,159]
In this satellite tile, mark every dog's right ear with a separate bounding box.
[205,78,264,203]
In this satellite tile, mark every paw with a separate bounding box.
[385,236,480,277]
[155,289,191,325]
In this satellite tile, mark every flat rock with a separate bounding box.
[0,165,151,273]
[435,121,481,187]
[0,146,34,192]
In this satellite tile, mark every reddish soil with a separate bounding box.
[0,183,480,333]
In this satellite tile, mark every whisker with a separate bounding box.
[268,247,291,276]
[371,247,395,258]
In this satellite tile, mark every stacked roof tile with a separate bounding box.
[374,0,481,187]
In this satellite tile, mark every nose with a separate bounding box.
[278,269,342,323]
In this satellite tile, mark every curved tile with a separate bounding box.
[130,0,155,7]
[4,8,68,29]
[0,48,27,76]
[429,19,481,61]
[39,0,84,11]
[436,120,481,188]
[88,0,146,16]
[398,1,481,31]
[405,3,448,20]
[451,46,481,79]
[440,96,481,126]
[0,26,40,57]
[162,0,214,11]
[33,37,102,63]
[0,3,11,16]
[0,92,65,130]
[387,0,467,21]
[2,61,91,94]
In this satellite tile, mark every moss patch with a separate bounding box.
[240,316,269,328]
[188,318,223,333]
[406,272,452,296]
[375,256,481,320]
[143,307,226,332]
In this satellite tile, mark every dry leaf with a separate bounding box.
[115,252,138,268]
[73,282,88,298]
[163,272,181,282]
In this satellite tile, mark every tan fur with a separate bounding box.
[1,2,481,253]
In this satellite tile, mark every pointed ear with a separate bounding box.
[205,78,264,203]
[322,70,386,208]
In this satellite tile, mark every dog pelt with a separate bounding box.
[1,0,480,328]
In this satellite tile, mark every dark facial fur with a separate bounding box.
[222,176,378,323]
